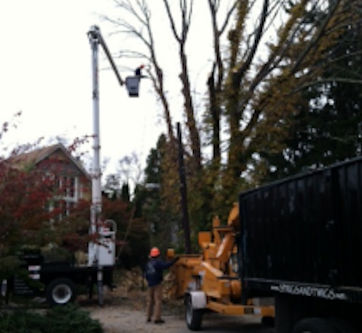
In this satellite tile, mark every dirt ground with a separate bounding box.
[81,287,187,333]
[78,269,274,333]
[81,286,274,333]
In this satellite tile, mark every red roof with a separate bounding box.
[8,143,91,180]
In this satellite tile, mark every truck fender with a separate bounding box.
[185,291,207,309]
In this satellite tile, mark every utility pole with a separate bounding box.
[177,122,191,254]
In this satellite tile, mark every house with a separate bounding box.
[10,143,91,219]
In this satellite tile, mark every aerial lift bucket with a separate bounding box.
[125,76,140,97]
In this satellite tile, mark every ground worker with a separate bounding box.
[144,247,179,324]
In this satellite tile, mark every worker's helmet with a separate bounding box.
[150,247,160,258]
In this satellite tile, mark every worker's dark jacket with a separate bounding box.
[144,257,177,287]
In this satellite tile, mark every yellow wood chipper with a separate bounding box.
[168,203,275,330]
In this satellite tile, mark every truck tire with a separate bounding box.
[185,294,203,331]
[46,278,76,306]
[292,317,338,333]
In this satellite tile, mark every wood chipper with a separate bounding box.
[168,203,275,330]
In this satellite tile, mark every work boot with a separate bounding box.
[154,319,165,324]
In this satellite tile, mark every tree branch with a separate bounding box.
[291,0,342,74]
[235,0,269,83]
[163,0,181,42]
[290,77,362,95]
[219,1,238,35]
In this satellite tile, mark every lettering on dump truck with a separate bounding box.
[271,283,347,300]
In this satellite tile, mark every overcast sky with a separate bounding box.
[0,0,216,182]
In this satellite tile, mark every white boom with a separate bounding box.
[87,25,142,305]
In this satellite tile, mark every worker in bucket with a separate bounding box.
[144,247,179,324]
[134,64,144,76]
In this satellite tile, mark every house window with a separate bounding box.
[61,176,79,202]
[49,176,80,221]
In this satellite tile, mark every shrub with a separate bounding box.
[0,304,103,333]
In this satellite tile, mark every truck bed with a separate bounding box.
[239,157,362,303]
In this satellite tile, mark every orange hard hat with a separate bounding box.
[150,247,160,257]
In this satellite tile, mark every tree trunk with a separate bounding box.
[179,44,202,171]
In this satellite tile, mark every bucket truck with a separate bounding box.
[1,26,142,306]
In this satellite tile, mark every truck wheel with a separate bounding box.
[292,317,338,333]
[185,295,203,331]
[46,278,76,305]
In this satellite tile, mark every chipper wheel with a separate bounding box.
[185,294,203,331]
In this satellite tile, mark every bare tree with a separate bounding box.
[162,0,202,171]
[106,0,361,220]
[207,0,238,165]
[106,0,176,145]
[118,152,144,186]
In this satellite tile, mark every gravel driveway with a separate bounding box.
[82,288,275,333]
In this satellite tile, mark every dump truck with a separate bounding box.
[169,204,274,330]
[239,157,362,332]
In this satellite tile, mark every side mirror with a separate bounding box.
[125,76,140,97]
